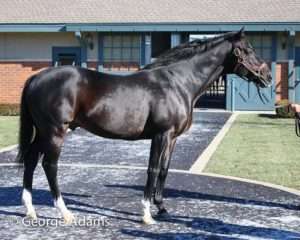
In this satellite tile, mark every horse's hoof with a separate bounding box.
[63,211,75,225]
[156,209,170,219]
[142,214,156,225]
[26,211,37,220]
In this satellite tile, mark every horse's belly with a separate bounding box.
[101,113,147,137]
[81,104,149,139]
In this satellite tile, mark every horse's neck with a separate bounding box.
[169,41,232,100]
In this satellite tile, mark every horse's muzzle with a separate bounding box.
[256,63,272,88]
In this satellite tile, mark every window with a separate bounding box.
[55,54,76,66]
[52,47,81,67]
[247,34,272,63]
[103,34,141,71]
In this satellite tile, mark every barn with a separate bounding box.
[0,0,300,111]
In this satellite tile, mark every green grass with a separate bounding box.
[204,114,300,190]
[0,116,19,148]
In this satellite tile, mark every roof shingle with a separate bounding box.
[0,0,299,24]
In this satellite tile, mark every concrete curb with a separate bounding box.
[199,172,300,197]
[236,110,275,114]
[189,112,238,174]
[0,144,17,153]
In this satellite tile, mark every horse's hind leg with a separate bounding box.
[22,139,41,219]
[41,130,74,224]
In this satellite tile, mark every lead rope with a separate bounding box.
[295,113,300,137]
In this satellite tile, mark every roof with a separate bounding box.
[0,0,299,24]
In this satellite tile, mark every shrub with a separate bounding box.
[275,99,295,118]
[0,104,20,116]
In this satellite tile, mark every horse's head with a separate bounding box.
[230,29,272,88]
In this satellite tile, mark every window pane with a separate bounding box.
[122,48,131,60]
[113,36,122,47]
[262,35,272,47]
[131,36,140,47]
[262,48,272,61]
[122,36,131,47]
[103,36,112,47]
[103,48,112,61]
[112,48,121,60]
[132,48,140,61]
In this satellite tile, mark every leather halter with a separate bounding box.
[233,47,267,81]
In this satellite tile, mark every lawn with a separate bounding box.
[0,116,19,148]
[204,114,300,190]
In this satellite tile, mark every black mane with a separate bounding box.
[144,31,238,70]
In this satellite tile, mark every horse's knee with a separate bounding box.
[42,160,58,172]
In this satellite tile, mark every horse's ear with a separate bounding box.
[236,27,245,39]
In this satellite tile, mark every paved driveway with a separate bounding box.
[1,111,231,170]
[1,111,300,239]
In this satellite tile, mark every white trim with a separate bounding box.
[189,113,238,173]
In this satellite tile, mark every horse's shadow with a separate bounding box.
[0,185,300,239]
[121,219,300,240]
[104,184,300,211]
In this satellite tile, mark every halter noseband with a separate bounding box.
[233,47,267,81]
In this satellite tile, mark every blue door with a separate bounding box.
[295,48,300,103]
[226,74,275,111]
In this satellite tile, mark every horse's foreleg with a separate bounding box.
[42,133,74,224]
[154,138,177,217]
[142,131,174,224]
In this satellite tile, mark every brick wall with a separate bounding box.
[0,62,102,104]
[275,62,289,102]
[0,62,51,104]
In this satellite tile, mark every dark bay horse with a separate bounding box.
[17,29,272,224]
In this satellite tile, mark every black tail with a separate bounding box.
[16,75,36,166]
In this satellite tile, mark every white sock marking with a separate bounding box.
[22,189,36,216]
[54,196,69,215]
[55,196,74,223]
[141,199,156,224]
[141,199,151,217]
